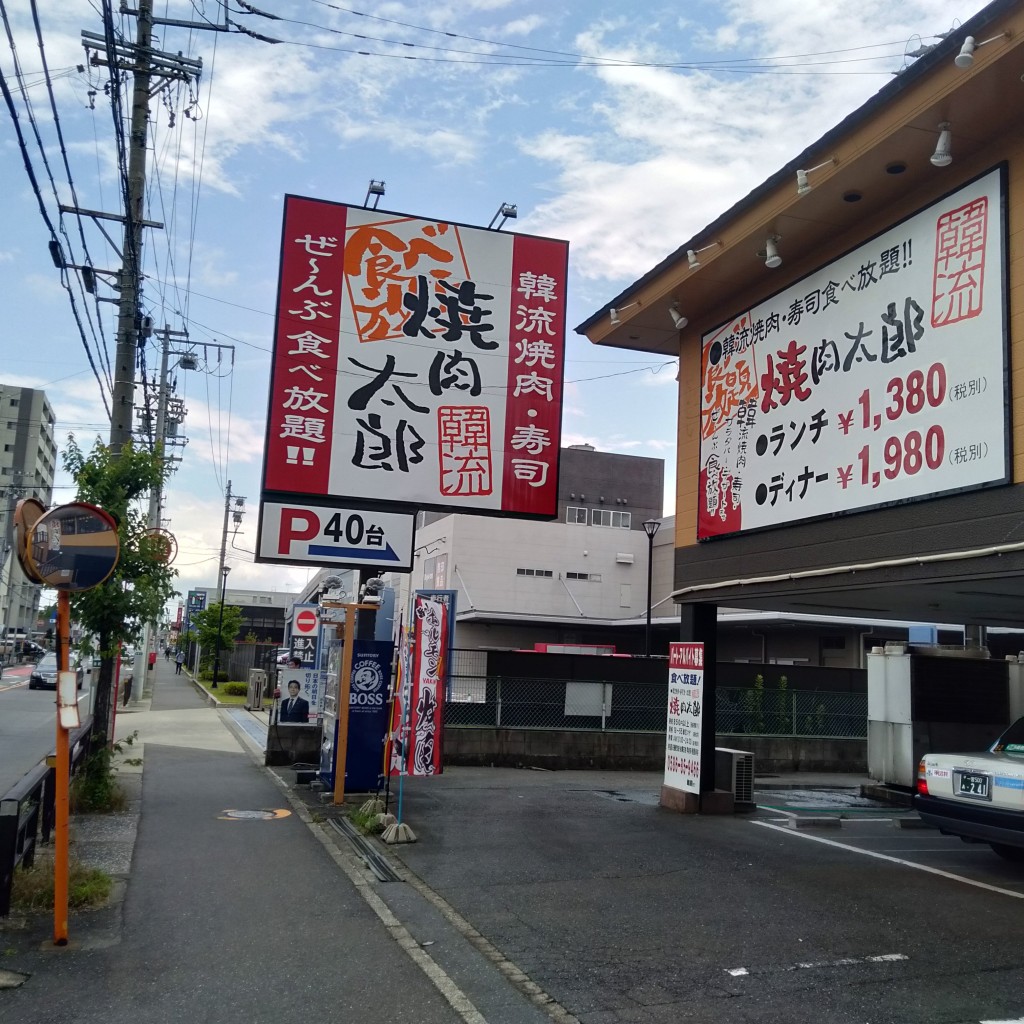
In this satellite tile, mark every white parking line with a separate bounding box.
[724,952,908,977]
[753,820,1024,899]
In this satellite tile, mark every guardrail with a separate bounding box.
[0,716,93,917]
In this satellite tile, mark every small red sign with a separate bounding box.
[295,609,318,635]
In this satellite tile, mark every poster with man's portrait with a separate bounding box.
[277,666,325,726]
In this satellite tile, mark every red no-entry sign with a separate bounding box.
[295,608,318,635]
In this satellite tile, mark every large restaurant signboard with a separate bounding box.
[698,166,1008,540]
[259,196,569,546]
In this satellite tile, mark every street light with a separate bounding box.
[210,565,231,689]
[642,519,661,658]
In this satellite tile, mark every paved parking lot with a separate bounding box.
[753,785,1024,899]
[386,766,1024,1024]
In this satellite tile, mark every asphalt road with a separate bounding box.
[387,768,1024,1024]
[0,664,61,795]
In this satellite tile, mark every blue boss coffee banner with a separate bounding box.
[345,639,393,791]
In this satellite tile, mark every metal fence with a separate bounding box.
[445,676,867,739]
[716,687,867,738]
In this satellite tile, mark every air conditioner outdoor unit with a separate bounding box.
[715,747,755,808]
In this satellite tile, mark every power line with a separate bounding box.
[0,33,112,419]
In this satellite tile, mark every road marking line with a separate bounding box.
[756,804,799,818]
[753,820,1024,899]
[280,788,490,1024]
[725,953,907,977]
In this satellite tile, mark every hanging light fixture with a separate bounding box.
[930,122,953,167]
[795,158,837,195]
[764,236,782,269]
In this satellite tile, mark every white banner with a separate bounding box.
[663,643,704,793]
[699,167,1007,538]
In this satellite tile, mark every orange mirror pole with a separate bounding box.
[53,590,71,946]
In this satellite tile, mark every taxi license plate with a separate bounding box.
[957,771,990,799]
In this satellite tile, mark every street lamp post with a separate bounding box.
[210,565,230,690]
[642,519,661,657]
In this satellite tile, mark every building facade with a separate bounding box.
[576,0,1024,789]
[395,445,672,653]
[0,384,57,637]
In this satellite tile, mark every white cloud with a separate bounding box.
[519,2,978,284]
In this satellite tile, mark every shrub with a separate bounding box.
[198,669,230,682]
[69,732,137,813]
[221,682,248,696]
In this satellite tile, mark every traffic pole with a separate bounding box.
[53,590,71,946]
[331,603,377,806]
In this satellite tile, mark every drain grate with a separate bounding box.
[328,817,402,883]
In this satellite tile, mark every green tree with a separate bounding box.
[62,437,177,744]
[191,602,243,675]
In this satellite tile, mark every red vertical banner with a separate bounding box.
[501,235,569,517]
[390,596,448,776]
[263,196,348,495]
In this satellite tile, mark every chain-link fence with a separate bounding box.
[444,676,866,739]
[716,687,867,738]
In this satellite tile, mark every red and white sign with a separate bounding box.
[294,607,319,636]
[390,595,448,777]
[663,642,704,794]
[262,196,569,520]
[698,167,1008,539]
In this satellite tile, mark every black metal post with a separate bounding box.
[210,566,230,689]
[642,519,661,657]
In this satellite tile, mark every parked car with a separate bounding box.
[28,653,84,691]
[914,717,1024,862]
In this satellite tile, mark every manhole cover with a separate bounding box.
[218,809,291,820]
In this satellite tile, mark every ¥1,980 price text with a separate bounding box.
[855,426,945,489]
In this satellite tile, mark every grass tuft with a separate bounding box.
[10,853,112,912]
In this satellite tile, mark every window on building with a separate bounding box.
[9,398,18,407]
[3,444,11,452]
[517,567,553,578]
[565,506,587,525]
[591,509,631,528]
[565,571,601,581]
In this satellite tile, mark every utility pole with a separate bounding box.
[109,0,153,451]
[217,480,233,585]
[78,3,202,448]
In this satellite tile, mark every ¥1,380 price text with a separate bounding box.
[848,426,945,490]
[854,362,946,432]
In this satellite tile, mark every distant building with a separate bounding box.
[395,445,672,654]
[0,385,57,637]
[185,586,299,645]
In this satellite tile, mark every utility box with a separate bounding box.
[247,669,268,711]
[715,747,755,807]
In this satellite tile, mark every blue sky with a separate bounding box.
[0,0,988,604]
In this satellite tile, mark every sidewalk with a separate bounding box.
[0,659,892,1024]
[0,659,544,1024]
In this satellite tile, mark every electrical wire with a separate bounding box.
[0,60,112,420]
[28,0,113,388]
[228,4,915,74]
[306,1,924,69]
